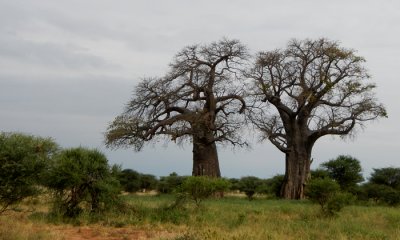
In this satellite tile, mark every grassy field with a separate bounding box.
[1,194,399,240]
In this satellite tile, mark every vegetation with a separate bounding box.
[321,155,364,192]
[2,194,400,240]
[158,172,187,194]
[117,168,141,193]
[238,176,263,200]
[0,131,399,239]
[0,132,58,213]
[178,176,230,206]
[305,178,354,216]
[43,147,121,217]
[247,38,387,199]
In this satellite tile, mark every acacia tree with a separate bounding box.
[321,155,364,191]
[106,39,248,177]
[248,38,387,199]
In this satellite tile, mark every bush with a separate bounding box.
[0,132,58,213]
[238,176,262,200]
[118,169,141,193]
[179,176,230,206]
[369,167,400,190]
[139,174,158,192]
[44,147,121,217]
[305,178,351,216]
[263,174,285,198]
[158,173,187,194]
[362,183,400,206]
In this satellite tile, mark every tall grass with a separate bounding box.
[1,194,399,240]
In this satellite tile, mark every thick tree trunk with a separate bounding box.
[192,138,221,178]
[280,144,312,199]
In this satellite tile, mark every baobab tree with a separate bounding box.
[106,39,248,177]
[248,38,387,199]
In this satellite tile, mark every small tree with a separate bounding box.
[117,169,141,193]
[238,176,262,200]
[179,176,230,206]
[139,174,158,192]
[158,172,187,194]
[369,167,400,190]
[321,155,364,192]
[0,132,58,213]
[44,147,120,217]
[305,178,353,216]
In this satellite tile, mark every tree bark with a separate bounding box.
[280,136,312,199]
[192,137,221,178]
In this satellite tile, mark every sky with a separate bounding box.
[0,0,399,179]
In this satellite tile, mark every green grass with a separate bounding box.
[2,194,400,239]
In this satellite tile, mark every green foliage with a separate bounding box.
[0,132,58,213]
[369,167,400,190]
[305,178,353,216]
[310,169,330,180]
[139,174,158,192]
[238,176,262,200]
[117,169,141,193]
[179,176,230,206]
[306,178,340,208]
[321,155,364,192]
[158,172,187,194]
[362,183,400,206]
[227,178,241,192]
[262,174,285,198]
[44,147,121,217]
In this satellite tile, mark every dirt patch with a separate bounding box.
[46,225,178,240]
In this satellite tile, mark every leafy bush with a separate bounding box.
[44,147,121,217]
[369,167,400,190]
[158,172,187,194]
[310,169,330,180]
[117,169,141,193]
[263,174,285,198]
[139,174,158,192]
[305,178,352,216]
[227,178,241,192]
[179,176,230,206]
[362,183,400,206]
[238,176,262,200]
[0,132,58,213]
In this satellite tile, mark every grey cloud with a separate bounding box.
[0,35,116,70]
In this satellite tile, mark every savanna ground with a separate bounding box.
[1,194,399,240]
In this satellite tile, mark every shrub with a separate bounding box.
[305,178,349,216]
[44,147,121,217]
[179,176,230,206]
[263,174,285,198]
[0,132,58,213]
[363,183,400,206]
[369,167,400,190]
[118,169,141,193]
[158,173,187,194]
[238,176,262,200]
[139,174,158,192]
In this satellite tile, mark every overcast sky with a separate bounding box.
[1,0,399,179]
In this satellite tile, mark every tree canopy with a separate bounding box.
[321,155,364,191]
[0,132,58,213]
